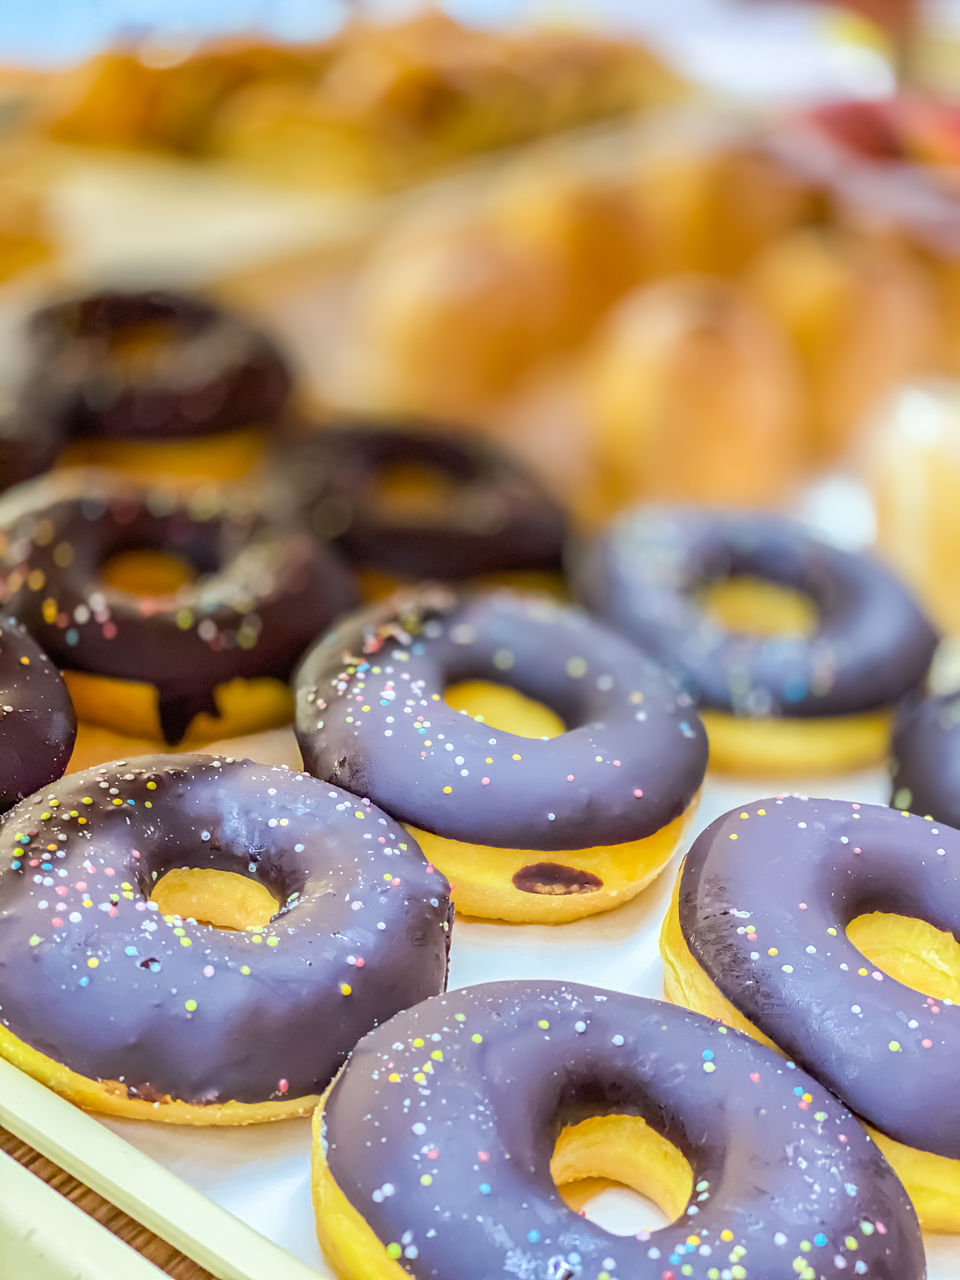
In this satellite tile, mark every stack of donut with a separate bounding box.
[0,280,957,1280]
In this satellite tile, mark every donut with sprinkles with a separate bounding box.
[0,468,356,755]
[295,586,707,923]
[575,506,937,775]
[0,618,75,810]
[662,793,960,1230]
[313,980,923,1279]
[0,755,452,1123]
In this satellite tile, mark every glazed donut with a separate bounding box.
[28,289,291,483]
[295,587,706,922]
[272,420,568,589]
[0,755,452,1123]
[313,979,924,1280]
[0,469,356,767]
[661,794,960,1230]
[0,618,75,809]
[891,691,960,828]
[576,506,937,774]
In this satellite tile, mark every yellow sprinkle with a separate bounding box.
[512,754,522,762]
[82,797,93,805]
[240,965,251,975]
[413,1072,426,1084]
[889,1040,901,1053]
[19,656,30,666]
[757,808,766,815]
[87,957,99,969]
[340,982,352,996]
[443,785,452,794]
[180,937,191,947]
[388,1072,400,1083]
[146,781,157,790]
[729,833,738,840]
[768,947,778,957]
[420,1174,433,1186]
[431,1049,443,1061]
[185,999,197,1012]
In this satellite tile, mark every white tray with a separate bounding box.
[3,757,959,1279]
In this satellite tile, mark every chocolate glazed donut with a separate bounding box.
[575,506,937,717]
[316,980,924,1279]
[891,691,960,828]
[26,289,291,440]
[272,419,568,580]
[0,469,357,743]
[0,618,75,810]
[0,756,452,1114]
[677,795,960,1159]
[295,586,707,850]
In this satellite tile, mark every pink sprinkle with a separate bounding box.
[877,1223,887,1235]
[852,803,860,810]
[51,917,62,927]
[749,1072,760,1084]
[278,1078,289,1094]
[633,789,643,798]
[612,760,621,767]
[102,621,117,640]
[798,902,807,910]
[478,1151,489,1162]
[427,1148,438,1160]
[566,774,575,783]
[104,868,115,877]
[107,906,118,917]
[853,847,861,855]
[481,777,491,786]
[355,957,365,968]
[922,1039,933,1049]
[55,886,67,896]
[203,965,215,978]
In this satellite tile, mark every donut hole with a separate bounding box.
[444,679,566,739]
[106,319,184,375]
[551,1114,692,1235]
[150,868,279,931]
[371,460,462,521]
[100,548,198,598]
[847,911,960,1004]
[698,575,818,637]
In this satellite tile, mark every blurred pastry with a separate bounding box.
[746,227,938,464]
[581,276,802,512]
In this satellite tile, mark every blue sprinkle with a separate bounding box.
[10,860,20,870]
[701,1049,714,1061]
[794,1086,804,1096]
[65,628,79,646]
[815,1234,827,1247]
[527,1230,540,1244]
[479,1183,491,1195]
[78,976,89,987]
[124,946,138,957]
[845,1183,857,1197]
[127,799,135,805]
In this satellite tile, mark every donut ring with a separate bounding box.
[27,289,291,441]
[661,794,960,1230]
[576,506,937,774]
[0,469,356,750]
[296,587,707,922]
[313,979,924,1280]
[0,618,75,810]
[891,691,960,828]
[273,420,568,582]
[0,755,452,1123]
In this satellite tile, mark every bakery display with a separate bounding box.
[662,795,960,1230]
[576,506,937,773]
[0,755,452,1122]
[0,468,356,768]
[314,980,924,1279]
[295,586,707,922]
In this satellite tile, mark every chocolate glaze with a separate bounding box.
[26,289,291,440]
[270,419,568,579]
[575,506,937,718]
[891,692,960,829]
[680,794,960,1159]
[0,618,75,810]
[0,470,357,743]
[295,586,707,850]
[0,755,452,1105]
[322,980,923,1279]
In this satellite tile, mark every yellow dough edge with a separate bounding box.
[409,795,699,924]
[660,872,960,1231]
[700,707,893,776]
[65,671,294,771]
[312,1090,692,1279]
[0,1022,319,1125]
[58,426,266,486]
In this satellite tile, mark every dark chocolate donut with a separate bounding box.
[0,618,75,810]
[295,586,707,850]
[678,794,960,1158]
[26,289,291,440]
[0,755,452,1108]
[891,691,960,828]
[575,506,937,717]
[271,420,568,580]
[318,980,924,1279]
[0,469,357,742]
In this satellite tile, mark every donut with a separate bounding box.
[313,979,924,1279]
[0,754,452,1123]
[891,691,960,828]
[0,469,356,769]
[0,618,75,809]
[272,420,568,595]
[575,506,938,774]
[295,586,707,923]
[0,390,64,493]
[661,794,960,1230]
[27,288,291,484]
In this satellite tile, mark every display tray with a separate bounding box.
[1,754,959,1279]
